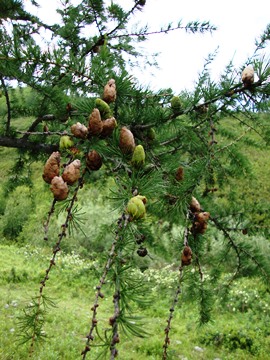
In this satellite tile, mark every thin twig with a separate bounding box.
[29,169,86,355]
[81,214,129,359]
[43,198,57,241]
[162,267,183,360]
[17,130,70,136]
[110,290,121,360]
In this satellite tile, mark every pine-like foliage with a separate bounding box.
[0,1,270,359]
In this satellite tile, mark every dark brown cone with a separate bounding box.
[100,117,117,138]
[175,167,184,181]
[88,108,103,136]
[42,151,60,184]
[195,212,210,223]
[119,127,135,154]
[181,246,192,266]
[86,150,103,170]
[192,221,208,235]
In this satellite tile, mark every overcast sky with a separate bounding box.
[24,0,270,93]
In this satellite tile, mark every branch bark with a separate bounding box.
[0,136,58,154]
[0,74,11,134]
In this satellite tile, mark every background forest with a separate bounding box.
[0,1,270,359]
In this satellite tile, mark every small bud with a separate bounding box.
[137,247,148,257]
[50,176,69,201]
[92,45,100,53]
[131,145,145,168]
[170,96,182,114]
[138,0,146,6]
[103,79,116,103]
[42,151,60,184]
[119,127,135,154]
[147,127,156,140]
[86,150,103,170]
[88,108,103,136]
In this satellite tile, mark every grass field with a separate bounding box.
[1,244,270,360]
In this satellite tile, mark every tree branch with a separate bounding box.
[0,136,58,154]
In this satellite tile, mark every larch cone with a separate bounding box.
[103,79,116,103]
[62,159,81,185]
[50,176,69,200]
[88,108,103,136]
[119,127,135,154]
[42,151,60,184]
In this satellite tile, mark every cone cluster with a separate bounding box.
[189,197,210,235]
[42,152,81,200]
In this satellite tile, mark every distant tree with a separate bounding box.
[0,1,270,359]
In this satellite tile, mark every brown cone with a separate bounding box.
[88,108,103,136]
[62,159,81,185]
[103,79,116,103]
[42,152,61,184]
[189,196,201,213]
[71,122,88,139]
[175,167,184,181]
[86,150,103,170]
[50,176,69,200]
[192,221,208,235]
[119,127,135,154]
[181,246,192,266]
[195,212,210,223]
[100,117,117,138]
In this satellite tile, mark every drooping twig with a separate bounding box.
[163,219,190,359]
[29,169,86,355]
[162,266,184,360]
[210,216,242,286]
[211,216,270,284]
[81,214,129,359]
[43,198,57,241]
[109,290,121,360]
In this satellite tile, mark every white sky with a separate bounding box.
[24,0,270,93]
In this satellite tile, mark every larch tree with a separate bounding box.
[0,0,270,359]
